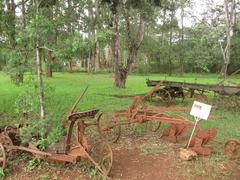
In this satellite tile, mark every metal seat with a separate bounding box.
[68,109,99,121]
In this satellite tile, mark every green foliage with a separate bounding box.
[40,173,50,180]
[56,32,93,62]
[2,50,25,85]
[27,158,43,171]
[20,115,65,148]
[26,15,54,42]
[14,76,65,147]
[97,29,112,50]
[0,168,5,179]
[14,77,39,115]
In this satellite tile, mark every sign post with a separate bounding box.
[186,101,212,148]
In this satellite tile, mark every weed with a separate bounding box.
[0,168,11,180]
[0,168,5,179]
[140,143,172,154]
[53,174,58,180]
[40,173,50,180]
[27,158,43,171]
[88,166,98,179]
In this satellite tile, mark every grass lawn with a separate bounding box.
[0,72,240,141]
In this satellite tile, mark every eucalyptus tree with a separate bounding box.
[220,0,237,78]
[102,0,163,88]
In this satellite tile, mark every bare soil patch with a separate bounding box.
[4,131,240,180]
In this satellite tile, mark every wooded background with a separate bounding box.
[0,0,240,87]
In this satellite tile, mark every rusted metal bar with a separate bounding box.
[147,80,240,96]
[157,107,191,111]
[70,86,88,114]
[8,145,52,156]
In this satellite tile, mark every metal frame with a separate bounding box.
[0,88,113,177]
[98,96,195,143]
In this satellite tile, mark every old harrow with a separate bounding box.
[0,88,113,177]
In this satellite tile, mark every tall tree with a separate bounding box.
[104,0,159,88]
[220,0,236,78]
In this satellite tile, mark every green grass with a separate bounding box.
[0,72,240,141]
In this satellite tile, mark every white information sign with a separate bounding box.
[190,101,212,120]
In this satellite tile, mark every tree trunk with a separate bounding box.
[168,31,173,77]
[69,61,73,72]
[104,44,112,68]
[6,0,16,48]
[114,10,145,88]
[179,7,184,77]
[113,6,122,87]
[36,44,45,120]
[220,0,236,78]
[168,9,175,77]
[94,41,100,72]
[46,51,53,77]
[94,0,100,72]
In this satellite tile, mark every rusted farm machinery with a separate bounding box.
[146,79,240,103]
[0,88,113,177]
[97,96,217,155]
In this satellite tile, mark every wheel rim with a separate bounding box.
[0,143,6,169]
[90,142,113,176]
[158,89,172,103]
[97,113,121,143]
[0,134,13,156]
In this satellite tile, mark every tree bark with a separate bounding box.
[220,0,236,78]
[112,5,122,87]
[46,51,53,77]
[168,30,172,77]
[114,11,145,88]
[179,7,184,77]
[36,44,45,120]
[168,9,175,77]
[94,0,100,72]
[119,16,144,87]
[6,0,16,48]
[69,61,73,72]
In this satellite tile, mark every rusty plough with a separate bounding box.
[98,95,218,155]
[0,87,113,177]
[98,96,195,143]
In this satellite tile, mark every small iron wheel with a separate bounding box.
[0,133,13,156]
[90,141,113,176]
[157,89,172,103]
[143,121,161,132]
[0,143,6,169]
[97,113,121,143]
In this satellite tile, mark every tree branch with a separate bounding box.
[39,46,54,52]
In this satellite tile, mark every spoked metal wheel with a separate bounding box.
[143,120,161,132]
[157,89,172,103]
[90,141,113,177]
[0,143,6,169]
[97,113,121,143]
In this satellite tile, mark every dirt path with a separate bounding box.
[111,148,176,180]
[4,132,240,180]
